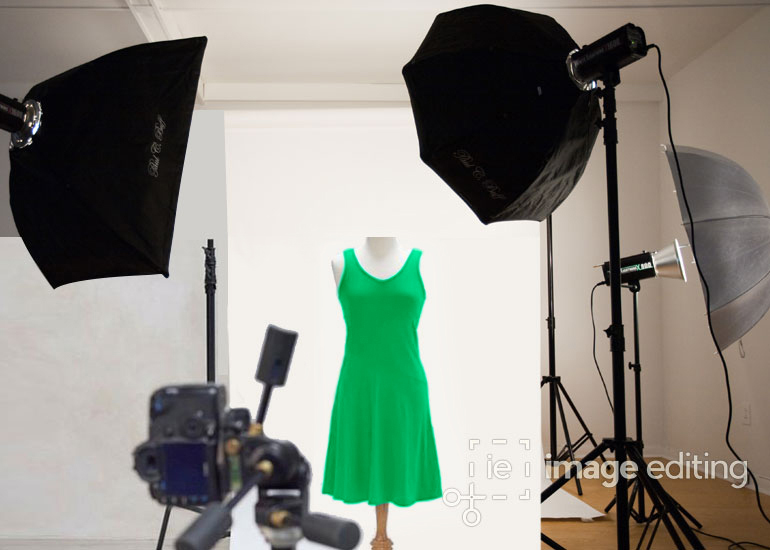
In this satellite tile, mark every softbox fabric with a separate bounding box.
[402,4,600,224]
[666,145,770,350]
[9,36,207,288]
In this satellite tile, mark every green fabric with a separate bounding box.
[322,247,442,507]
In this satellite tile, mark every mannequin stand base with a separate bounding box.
[370,535,393,550]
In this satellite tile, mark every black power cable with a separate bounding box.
[590,281,614,413]
[650,42,770,542]
[694,526,770,550]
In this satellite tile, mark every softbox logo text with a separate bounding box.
[452,149,507,200]
[148,114,167,178]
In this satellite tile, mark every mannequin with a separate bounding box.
[331,236,407,550]
[325,236,442,550]
[331,236,412,287]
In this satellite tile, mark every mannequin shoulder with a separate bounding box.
[331,251,346,286]
[331,251,345,270]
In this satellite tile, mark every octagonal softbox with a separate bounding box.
[402,4,600,223]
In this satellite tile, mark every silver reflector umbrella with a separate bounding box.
[666,145,770,350]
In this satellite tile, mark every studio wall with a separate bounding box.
[224,107,541,550]
[0,110,229,544]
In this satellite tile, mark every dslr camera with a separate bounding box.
[133,325,360,550]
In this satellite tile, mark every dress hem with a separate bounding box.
[322,490,443,508]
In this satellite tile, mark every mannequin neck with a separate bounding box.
[363,237,400,258]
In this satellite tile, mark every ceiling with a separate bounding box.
[0,0,766,106]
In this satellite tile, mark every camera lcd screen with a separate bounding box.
[162,442,209,497]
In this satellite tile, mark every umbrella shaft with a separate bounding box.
[0,93,24,133]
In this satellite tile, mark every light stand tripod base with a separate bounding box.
[542,438,704,550]
[541,215,604,497]
[541,375,606,496]
[602,281,701,547]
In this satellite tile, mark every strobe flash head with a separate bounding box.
[566,23,648,90]
[601,240,688,285]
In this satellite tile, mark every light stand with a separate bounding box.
[601,280,702,547]
[541,215,604,496]
[155,239,222,550]
[204,239,217,383]
[542,72,704,550]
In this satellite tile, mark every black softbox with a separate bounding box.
[9,37,206,288]
[402,5,600,224]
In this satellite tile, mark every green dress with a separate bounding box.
[322,247,442,507]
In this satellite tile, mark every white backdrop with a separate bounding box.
[224,108,541,549]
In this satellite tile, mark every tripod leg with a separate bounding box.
[635,514,661,550]
[156,505,172,550]
[646,517,662,550]
[628,478,640,522]
[627,446,704,550]
[541,532,567,550]
[543,441,609,503]
[634,478,687,550]
[636,458,646,521]
[604,493,618,514]
[676,502,702,529]
[557,381,607,461]
[606,477,642,519]
[554,387,583,495]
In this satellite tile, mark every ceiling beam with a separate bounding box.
[202,81,662,104]
[124,0,176,42]
[124,0,205,104]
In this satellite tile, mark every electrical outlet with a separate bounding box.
[742,404,752,426]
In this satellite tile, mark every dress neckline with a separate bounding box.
[351,248,414,282]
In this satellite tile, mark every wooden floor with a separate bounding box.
[542,460,770,549]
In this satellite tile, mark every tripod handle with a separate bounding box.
[302,512,361,550]
[175,502,231,550]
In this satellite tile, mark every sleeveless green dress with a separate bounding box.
[322,248,442,507]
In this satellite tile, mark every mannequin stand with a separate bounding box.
[371,504,393,550]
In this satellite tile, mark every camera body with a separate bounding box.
[133,384,238,506]
[133,383,309,507]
